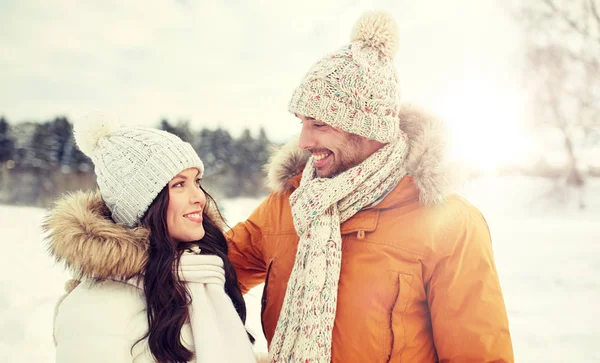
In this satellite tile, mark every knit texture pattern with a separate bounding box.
[268,134,409,363]
[288,12,401,143]
[177,250,257,363]
[88,127,203,227]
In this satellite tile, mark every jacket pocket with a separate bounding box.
[366,271,414,362]
[260,259,274,338]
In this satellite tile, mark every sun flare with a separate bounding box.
[433,78,531,174]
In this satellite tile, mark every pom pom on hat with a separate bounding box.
[74,114,121,157]
[350,11,399,59]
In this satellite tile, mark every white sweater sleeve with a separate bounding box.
[54,280,148,363]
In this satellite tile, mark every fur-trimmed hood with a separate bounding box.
[43,190,225,281]
[43,190,150,281]
[265,104,462,206]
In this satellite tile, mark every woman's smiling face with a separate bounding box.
[166,168,206,243]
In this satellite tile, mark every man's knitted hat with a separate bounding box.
[74,118,204,227]
[289,11,401,143]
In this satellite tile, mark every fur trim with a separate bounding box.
[43,190,150,280]
[265,138,310,193]
[266,104,462,205]
[43,189,228,281]
[399,104,465,205]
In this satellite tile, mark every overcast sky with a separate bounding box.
[1,0,526,165]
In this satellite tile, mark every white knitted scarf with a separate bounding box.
[177,252,257,363]
[268,137,409,362]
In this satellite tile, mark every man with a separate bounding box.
[227,11,513,363]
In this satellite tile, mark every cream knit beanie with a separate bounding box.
[289,11,401,143]
[74,118,204,227]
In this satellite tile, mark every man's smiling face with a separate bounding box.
[296,114,385,178]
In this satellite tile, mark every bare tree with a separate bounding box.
[520,0,600,187]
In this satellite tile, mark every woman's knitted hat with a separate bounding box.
[74,118,204,227]
[289,11,401,143]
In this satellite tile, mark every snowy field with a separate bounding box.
[1,176,599,362]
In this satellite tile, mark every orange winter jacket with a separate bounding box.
[227,105,514,362]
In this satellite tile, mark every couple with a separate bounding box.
[44,11,514,363]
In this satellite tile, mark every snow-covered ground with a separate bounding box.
[1,176,599,362]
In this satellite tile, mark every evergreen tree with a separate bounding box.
[232,129,256,195]
[11,122,37,168]
[197,128,217,174]
[211,127,234,174]
[0,117,15,164]
[256,127,272,168]
[234,128,256,173]
[230,128,273,196]
[195,127,236,196]
[30,117,72,167]
[66,131,93,172]
[159,119,193,142]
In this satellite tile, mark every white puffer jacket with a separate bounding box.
[55,278,162,362]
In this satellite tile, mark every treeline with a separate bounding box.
[0,116,274,207]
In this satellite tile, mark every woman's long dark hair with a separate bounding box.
[137,185,251,363]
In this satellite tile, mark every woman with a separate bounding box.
[44,121,261,362]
